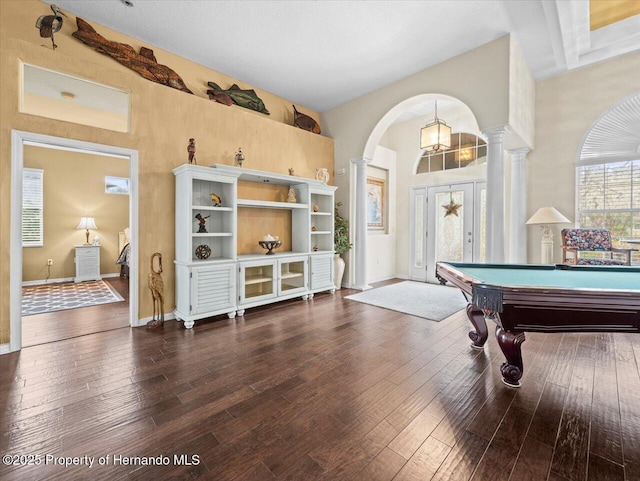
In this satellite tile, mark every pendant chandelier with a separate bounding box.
[420,100,451,152]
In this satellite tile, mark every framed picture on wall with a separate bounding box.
[366,177,385,230]
[105,176,130,195]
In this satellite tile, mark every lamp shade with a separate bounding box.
[526,207,570,225]
[76,217,97,230]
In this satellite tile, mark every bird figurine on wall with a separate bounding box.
[147,252,165,329]
[36,4,67,50]
[187,138,196,164]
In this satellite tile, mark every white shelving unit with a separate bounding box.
[174,164,337,328]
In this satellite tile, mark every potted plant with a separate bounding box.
[334,202,352,289]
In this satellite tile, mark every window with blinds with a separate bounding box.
[23,168,43,247]
[578,160,640,247]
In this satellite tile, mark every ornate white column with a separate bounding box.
[508,148,529,263]
[351,157,372,290]
[482,127,508,263]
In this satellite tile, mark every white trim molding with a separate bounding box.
[0,344,11,355]
[351,157,372,291]
[9,130,139,354]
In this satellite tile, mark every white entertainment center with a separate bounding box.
[173,164,337,328]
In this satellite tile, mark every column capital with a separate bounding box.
[482,126,509,140]
[351,157,372,165]
[508,148,530,161]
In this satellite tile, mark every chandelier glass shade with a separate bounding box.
[420,100,451,152]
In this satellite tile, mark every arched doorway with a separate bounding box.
[352,94,485,285]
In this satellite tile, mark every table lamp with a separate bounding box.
[526,207,571,264]
[77,216,98,245]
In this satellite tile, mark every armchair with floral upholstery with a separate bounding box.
[561,228,635,266]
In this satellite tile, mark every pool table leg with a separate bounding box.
[495,326,526,388]
[466,304,488,350]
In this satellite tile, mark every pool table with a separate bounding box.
[435,262,640,387]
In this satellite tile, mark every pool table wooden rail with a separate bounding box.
[435,261,640,387]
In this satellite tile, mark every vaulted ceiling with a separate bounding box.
[43,0,640,112]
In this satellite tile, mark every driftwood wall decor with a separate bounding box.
[293,105,321,134]
[72,17,193,94]
[207,81,270,115]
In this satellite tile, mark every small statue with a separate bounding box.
[210,193,222,206]
[187,138,196,164]
[235,148,244,167]
[287,186,297,203]
[195,213,210,233]
[147,252,164,329]
[289,167,295,176]
[315,168,329,183]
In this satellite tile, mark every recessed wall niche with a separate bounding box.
[21,64,130,133]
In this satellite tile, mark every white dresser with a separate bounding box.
[74,245,101,282]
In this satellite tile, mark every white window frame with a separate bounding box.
[22,168,44,247]
[575,159,639,240]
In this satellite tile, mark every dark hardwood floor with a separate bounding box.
[2,281,639,481]
[21,277,130,347]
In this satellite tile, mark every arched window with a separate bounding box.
[576,93,640,260]
[417,132,486,174]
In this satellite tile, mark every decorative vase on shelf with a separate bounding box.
[315,168,329,184]
[333,254,345,290]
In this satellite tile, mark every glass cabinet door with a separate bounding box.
[241,261,276,304]
[279,257,307,295]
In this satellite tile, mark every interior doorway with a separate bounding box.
[9,131,139,353]
[410,181,486,284]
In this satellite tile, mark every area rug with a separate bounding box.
[345,281,467,321]
[22,280,124,316]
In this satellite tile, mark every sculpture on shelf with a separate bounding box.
[207,81,270,115]
[187,138,196,164]
[293,105,321,134]
[235,148,244,167]
[195,244,211,260]
[36,4,66,50]
[72,17,193,94]
[287,186,297,203]
[289,168,295,176]
[147,252,165,329]
[210,193,222,206]
[315,168,329,184]
[195,213,209,233]
[313,204,319,212]
[259,234,282,255]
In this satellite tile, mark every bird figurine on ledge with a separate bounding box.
[36,4,67,50]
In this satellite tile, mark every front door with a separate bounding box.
[426,183,475,283]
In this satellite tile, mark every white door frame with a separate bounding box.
[409,186,427,281]
[9,130,139,353]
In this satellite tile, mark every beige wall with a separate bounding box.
[0,0,334,344]
[527,51,640,263]
[321,35,513,286]
[23,146,129,282]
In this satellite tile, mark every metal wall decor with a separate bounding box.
[36,4,66,50]
[72,17,193,94]
[207,82,270,115]
[293,105,321,134]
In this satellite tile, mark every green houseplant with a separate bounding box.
[334,202,351,289]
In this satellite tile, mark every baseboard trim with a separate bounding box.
[0,343,11,355]
[133,312,177,328]
[395,274,410,279]
[22,274,121,287]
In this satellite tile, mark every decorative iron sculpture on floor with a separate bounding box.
[147,252,165,329]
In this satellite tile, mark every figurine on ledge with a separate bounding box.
[195,213,210,233]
